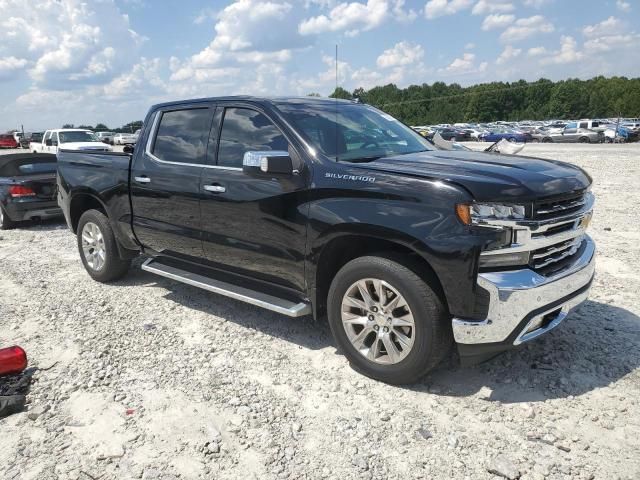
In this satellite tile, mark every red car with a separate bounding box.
[0,134,19,149]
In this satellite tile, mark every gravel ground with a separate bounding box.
[1,144,639,480]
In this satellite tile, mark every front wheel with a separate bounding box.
[327,255,452,384]
[77,209,130,282]
[578,136,590,143]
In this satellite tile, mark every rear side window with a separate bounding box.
[217,108,288,168]
[579,122,587,129]
[152,108,211,164]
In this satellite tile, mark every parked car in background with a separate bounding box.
[0,134,20,149]
[32,129,113,154]
[113,133,137,145]
[479,128,531,143]
[539,123,604,143]
[0,153,61,229]
[21,132,43,149]
[133,129,141,142]
[96,131,115,144]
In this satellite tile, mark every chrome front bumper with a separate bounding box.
[452,235,595,346]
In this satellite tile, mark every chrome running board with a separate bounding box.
[142,258,311,317]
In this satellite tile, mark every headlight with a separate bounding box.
[456,203,526,225]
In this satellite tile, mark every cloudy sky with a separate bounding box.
[0,0,638,130]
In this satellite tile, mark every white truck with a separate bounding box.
[31,129,113,154]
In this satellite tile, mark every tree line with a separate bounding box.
[61,121,143,133]
[327,76,640,125]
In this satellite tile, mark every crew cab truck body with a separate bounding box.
[33,129,112,154]
[57,97,596,383]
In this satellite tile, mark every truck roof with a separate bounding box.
[149,95,360,111]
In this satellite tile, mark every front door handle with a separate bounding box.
[134,176,151,184]
[204,184,226,193]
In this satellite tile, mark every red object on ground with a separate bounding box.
[0,346,28,376]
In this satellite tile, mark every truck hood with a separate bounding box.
[60,142,111,151]
[353,150,591,201]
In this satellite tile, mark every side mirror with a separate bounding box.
[243,151,293,175]
[46,139,52,146]
[123,144,135,154]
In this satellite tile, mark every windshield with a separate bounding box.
[277,102,432,162]
[59,131,100,143]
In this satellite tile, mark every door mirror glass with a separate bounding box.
[243,151,292,175]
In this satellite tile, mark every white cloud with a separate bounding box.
[439,52,488,74]
[0,56,29,79]
[465,42,476,49]
[500,15,554,42]
[583,33,640,54]
[496,45,521,64]
[582,17,624,38]
[472,0,514,15]
[527,46,548,56]
[424,0,473,19]
[172,0,310,86]
[0,0,143,88]
[523,0,552,7]
[540,36,583,65]
[482,13,515,31]
[377,41,424,68]
[616,0,631,11]
[393,0,418,22]
[298,0,390,35]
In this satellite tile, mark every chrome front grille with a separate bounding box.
[530,236,583,270]
[535,192,586,220]
[479,191,594,276]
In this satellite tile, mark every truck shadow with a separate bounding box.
[117,266,640,402]
[418,300,640,403]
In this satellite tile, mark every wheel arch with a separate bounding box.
[309,227,448,321]
[69,192,108,234]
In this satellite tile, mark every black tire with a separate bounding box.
[77,209,130,282]
[542,137,553,143]
[0,206,16,230]
[508,137,516,143]
[327,255,452,384]
[578,136,590,143]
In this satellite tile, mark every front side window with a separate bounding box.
[217,108,288,168]
[152,108,211,164]
[277,102,432,162]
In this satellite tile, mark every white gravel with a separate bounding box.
[1,144,639,480]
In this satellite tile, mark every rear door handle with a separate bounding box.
[204,184,226,193]
[134,176,151,184]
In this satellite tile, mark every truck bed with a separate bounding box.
[56,149,137,250]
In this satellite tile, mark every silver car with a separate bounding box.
[537,122,603,143]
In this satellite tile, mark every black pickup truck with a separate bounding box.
[57,97,595,384]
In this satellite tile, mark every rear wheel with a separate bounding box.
[578,136,590,143]
[77,209,130,282]
[327,255,451,384]
[542,137,553,143]
[0,207,16,230]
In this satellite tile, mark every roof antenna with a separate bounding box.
[335,43,339,163]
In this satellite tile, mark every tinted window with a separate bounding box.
[217,108,288,168]
[579,122,587,129]
[152,108,211,164]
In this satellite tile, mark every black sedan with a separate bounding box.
[0,153,61,229]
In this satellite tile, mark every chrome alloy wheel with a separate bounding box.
[341,278,416,365]
[81,221,106,271]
